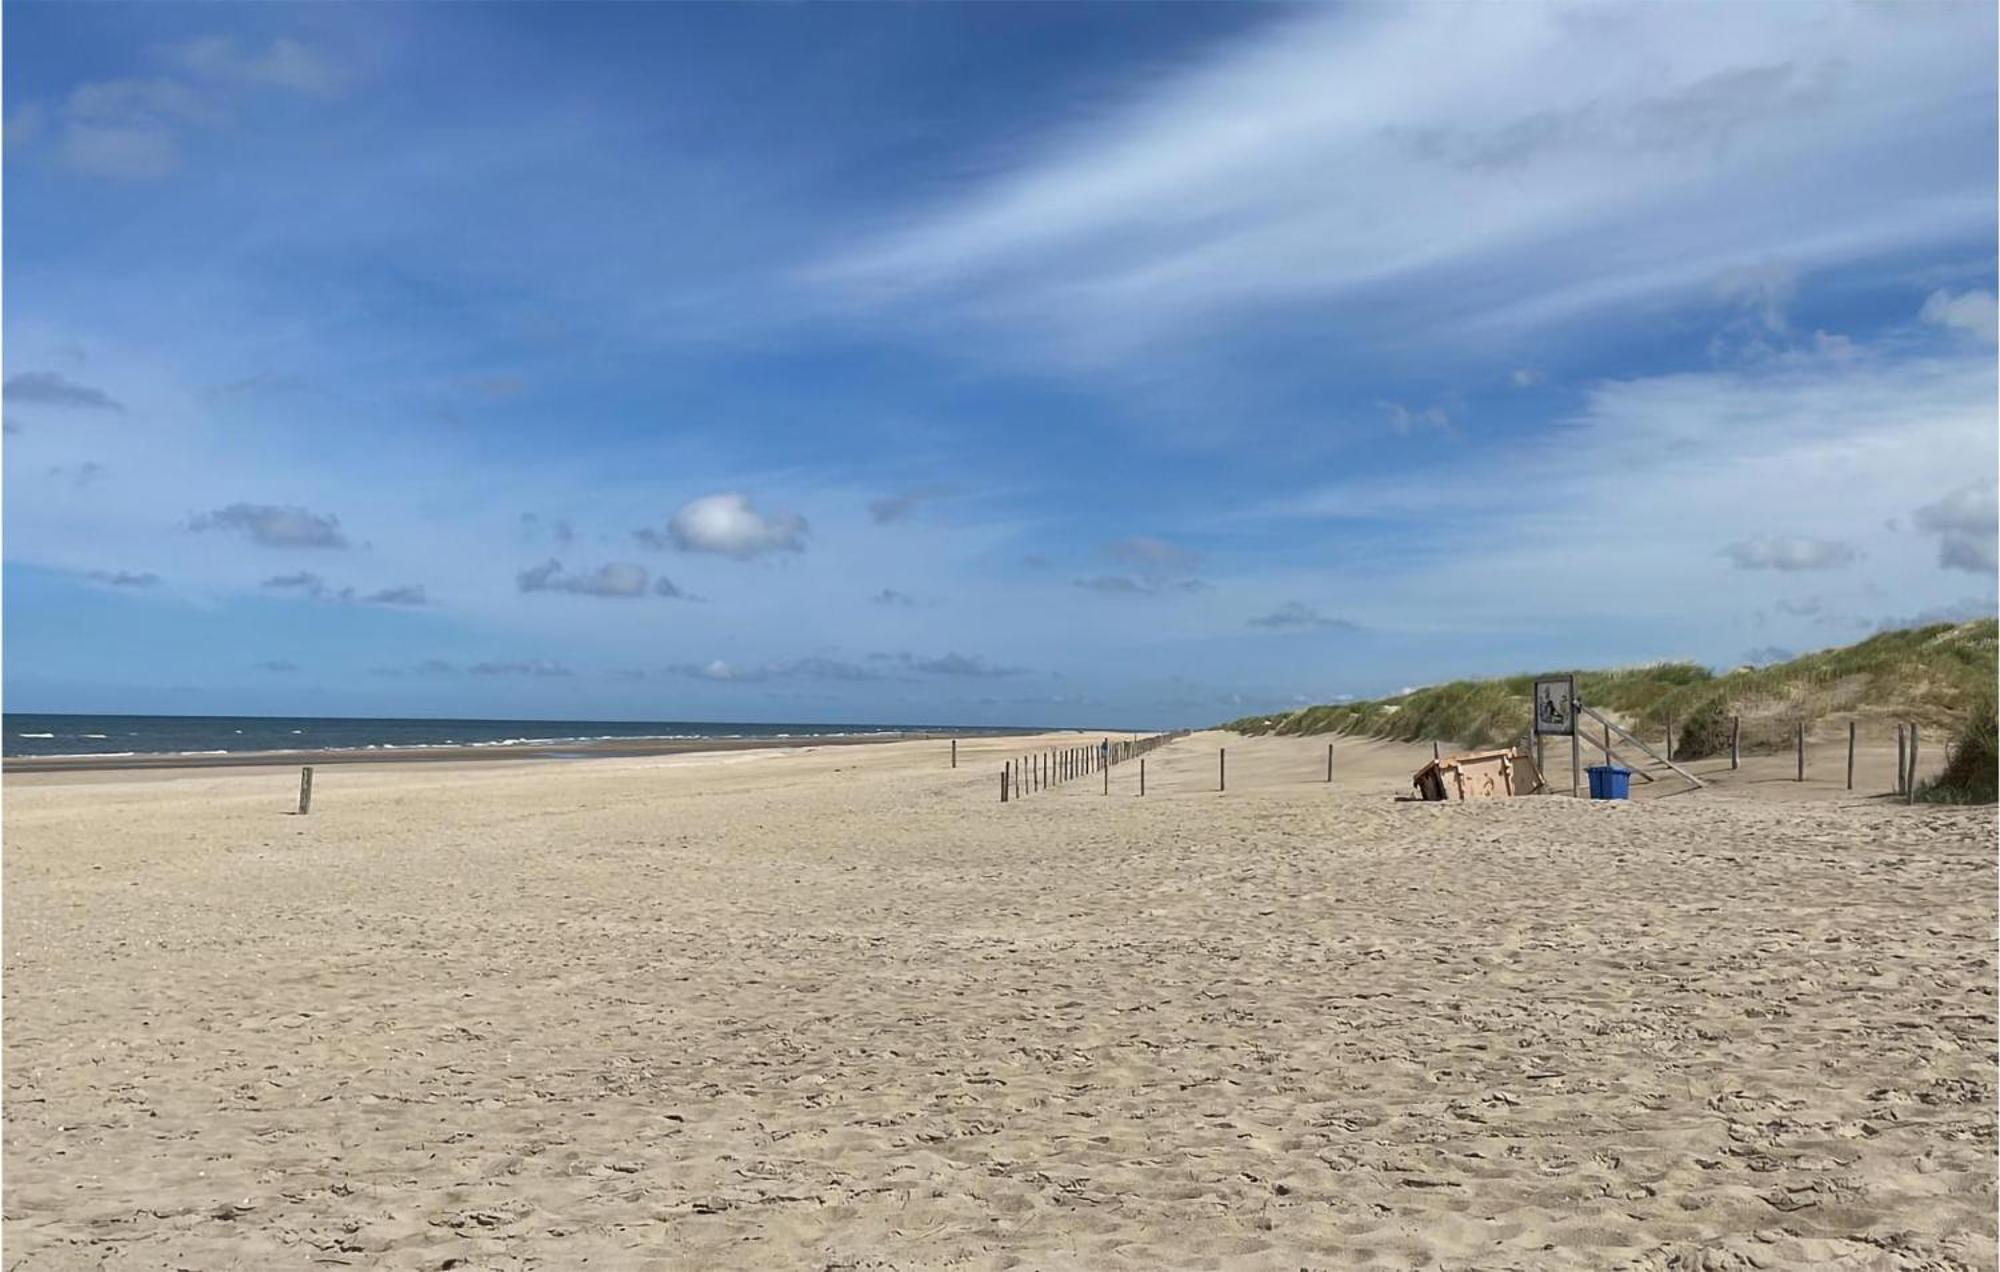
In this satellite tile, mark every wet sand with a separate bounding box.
[4,730,1993,1269]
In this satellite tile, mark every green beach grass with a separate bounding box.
[1224,620,1998,783]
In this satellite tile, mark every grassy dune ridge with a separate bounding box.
[1223,620,1998,778]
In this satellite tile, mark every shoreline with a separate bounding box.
[1,728,1042,775]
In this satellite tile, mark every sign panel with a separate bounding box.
[1534,675,1577,736]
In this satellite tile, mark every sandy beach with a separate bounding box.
[4,730,1993,1270]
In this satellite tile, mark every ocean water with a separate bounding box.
[3,713,998,759]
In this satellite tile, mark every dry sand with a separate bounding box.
[4,731,1994,1269]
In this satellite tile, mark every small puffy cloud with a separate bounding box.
[1510,368,1545,388]
[894,651,1026,678]
[257,659,300,673]
[517,558,651,598]
[868,485,948,524]
[191,502,349,548]
[369,658,456,677]
[1381,400,1451,435]
[262,570,327,597]
[670,656,883,684]
[1720,536,1857,572]
[86,569,159,588]
[1920,289,1998,343]
[645,493,807,559]
[871,588,916,606]
[264,572,426,606]
[358,585,427,607]
[1247,602,1357,631]
[4,370,124,412]
[1911,484,1998,573]
[470,659,572,677]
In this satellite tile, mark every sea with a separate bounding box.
[3,713,1011,760]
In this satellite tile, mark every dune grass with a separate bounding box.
[1224,619,1998,765]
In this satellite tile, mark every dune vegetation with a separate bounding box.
[1224,620,1999,779]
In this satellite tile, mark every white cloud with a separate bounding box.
[1510,368,1545,388]
[1248,602,1357,631]
[1912,484,1998,573]
[517,558,653,598]
[813,3,1993,356]
[1920,288,1998,343]
[658,493,807,559]
[1258,341,1997,646]
[190,502,349,549]
[1721,536,1857,572]
[169,36,342,97]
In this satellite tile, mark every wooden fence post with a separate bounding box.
[1432,740,1440,761]
[1326,743,1333,783]
[951,738,957,769]
[1896,725,1906,794]
[1796,722,1805,782]
[1219,747,1226,792]
[297,766,314,816]
[1846,721,1855,791]
[1001,764,1009,802]
[1665,716,1674,761]
[1140,758,1146,796]
[1907,724,1920,804]
[1730,716,1740,770]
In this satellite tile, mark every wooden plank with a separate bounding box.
[1579,705,1702,788]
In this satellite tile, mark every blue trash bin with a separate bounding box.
[1586,765,1632,800]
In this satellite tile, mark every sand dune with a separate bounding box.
[4,731,1992,1269]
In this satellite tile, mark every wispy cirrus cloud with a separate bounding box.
[812,4,1992,357]
[4,370,124,412]
[1247,602,1356,631]
[86,569,160,588]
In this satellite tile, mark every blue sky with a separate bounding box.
[4,2,1996,727]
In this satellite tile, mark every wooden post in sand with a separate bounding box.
[1896,726,1907,794]
[1001,764,1009,802]
[1103,759,1108,796]
[1432,740,1440,761]
[1730,717,1740,770]
[1326,743,1333,783]
[1140,757,1147,796]
[297,765,314,815]
[1907,724,1920,804]
[1796,722,1805,782]
[1602,720,1613,767]
[1846,721,1855,790]
[1219,747,1226,792]
[1665,716,1674,761]
[951,738,957,769]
